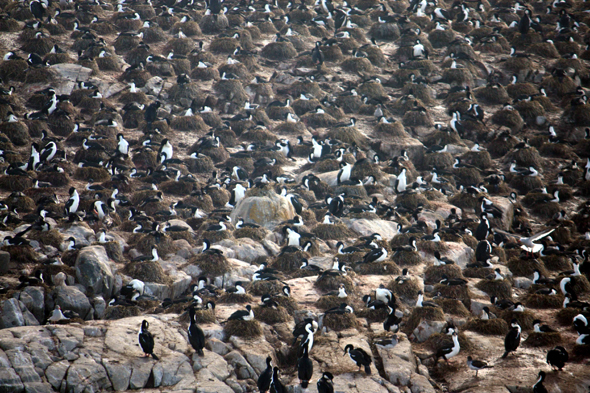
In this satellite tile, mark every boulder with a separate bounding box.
[102,360,131,391]
[193,351,231,381]
[341,218,399,240]
[0,250,9,274]
[152,353,193,387]
[52,286,92,320]
[195,369,234,393]
[0,367,24,393]
[216,238,268,263]
[17,286,45,323]
[412,320,446,343]
[50,64,92,82]
[410,373,436,393]
[75,246,115,299]
[230,189,295,228]
[65,357,111,393]
[0,299,38,329]
[60,223,95,248]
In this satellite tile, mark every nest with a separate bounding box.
[499,310,535,330]
[326,127,367,148]
[354,262,400,275]
[523,332,562,347]
[392,250,422,266]
[104,305,142,320]
[388,279,421,301]
[452,167,483,187]
[541,255,572,272]
[249,280,284,296]
[570,276,590,294]
[272,250,310,272]
[463,267,493,279]
[491,109,524,132]
[224,319,262,338]
[418,241,449,256]
[135,233,176,256]
[464,318,509,335]
[74,167,111,182]
[555,308,582,326]
[219,293,254,304]
[323,313,357,331]
[253,305,290,324]
[123,260,170,284]
[475,279,512,299]
[27,229,63,249]
[314,274,354,295]
[474,85,510,105]
[193,309,216,324]
[190,253,230,278]
[426,331,473,352]
[394,193,430,211]
[341,57,374,73]
[0,59,27,82]
[448,193,480,211]
[571,344,590,360]
[1,245,37,264]
[434,299,471,317]
[405,306,446,334]
[507,257,547,278]
[434,284,472,309]
[509,175,544,195]
[233,227,266,241]
[368,22,400,41]
[315,295,347,311]
[261,41,297,60]
[424,265,464,285]
[311,223,353,240]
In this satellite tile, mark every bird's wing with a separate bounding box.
[529,227,556,242]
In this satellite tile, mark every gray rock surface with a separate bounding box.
[51,286,92,320]
[230,191,295,228]
[75,246,115,299]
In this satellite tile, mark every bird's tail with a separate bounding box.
[364,365,372,375]
[501,351,509,359]
[301,381,309,388]
[198,349,204,357]
[151,353,159,361]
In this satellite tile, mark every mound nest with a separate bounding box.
[426,331,474,352]
[322,313,357,331]
[0,176,34,192]
[134,233,176,256]
[272,250,311,272]
[354,262,400,275]
[326,127,368,148]
[314,274,354,294]
[219,293,254,304]
[417,241,449,256]
[27,229,64,249]
[104,305,142,320]
[570,276,590,295]
[249,280,284,296]
[498,310,535,330]
[405,306,446,334]
[392,250,422,266]
[434,299,471,317]
[224,320,262,339]
[555,308,583,326]
[464,318,509,335]
[261,41,297,60]
[507,257,548,278]
[233,227,266,241]
[541,255,572,272]
[355,307,389,322]
[424,265,465,285]
[523,332,562,347]
[434,284,472,309]
[388,279,421,301]
[463,267,494,279]
[190,253,231,277]
[272,296,299,315]
[1,245,37,264]
[506,147,543,168]
[122,260,170,284]
[193,309,216,324]
[311,223,354,240]
[571,344,590,360]
[394,193,430,210]
[253,305,290,324]
[475,280,512,299]
[316,296,349,311]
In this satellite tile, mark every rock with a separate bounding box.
[224,351,256,380]
[195,369,234,393]
[422,241,474,269]
[22,382,53,393]
[102,360,131,392]
[0,367,24,393]
[410,373,436,393]
[514,277,533,289]
[45,360,70,390]
[193,351,231,381]
[17,286,45,323]
[152,353,193,387]
[93,296,106,319]
[66,357,111,393]
[0,299,38,329]
[51,286,92,320]
[206,338,231,356]
[6,349,41,383]
[316,170,339,187]
[228,337,275,375]
[128,359,153,389]
[230,189,295,228]
[75,246,115,299]
[380,137,424,159]
[144,271,191,300]
[341,218,399,240]
[60,223,95,248]
[0,251,9,274]
[412,320,446,343]
[378,346,414,386]
[50,64,92,82]
[216,238,268,262]
[333,373,391,393]
[488,196,514,232]
[143,76,171,98]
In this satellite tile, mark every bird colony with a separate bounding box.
[0,0,589,391]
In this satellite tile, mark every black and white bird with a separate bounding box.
[467,356,493,376]
[533,320,556,333]
[344,344,372,374]
[228,305,254,321]
[317,372,334,393]
[502,319,521,358]
[363,245,388,263]
[532,371,548,393]
[298,346,313,389]
[257,356,273,393]
[435,332,460,364]
[138,320,159,360]
[188,306,205,356]
[546,346,568,371]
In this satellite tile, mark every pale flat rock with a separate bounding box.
[193,351,231,381]
[341,218,399,240]
[217,238,268,263]
[50,64,92,82]
[195,369,233,393]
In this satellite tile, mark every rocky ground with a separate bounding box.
[0,0,589,392]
